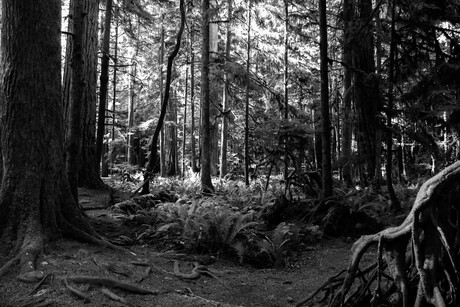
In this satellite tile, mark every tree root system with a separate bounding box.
[298,161,460,307]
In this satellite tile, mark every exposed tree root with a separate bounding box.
[67,275,158,295]
[298,161,460,307]
[64,277,91,302]
[101,287,131,306]
[173,260,228,287]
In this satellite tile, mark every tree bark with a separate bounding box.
[385,0,401,211]
[219,0,232,179]
[66,0,85,203]
[0,0,105,282]
[319,0,333,198]
[140,0,185,194]
[159,24,166,177]
[190,26,198,173]
[183,65,189,177]
[200,0,214,192]
[78,0,104,189]
[96,0,113,174]
[283,0,289,183]
[127,23,139,165]
[244,0,252,187]
[353,0,379,186]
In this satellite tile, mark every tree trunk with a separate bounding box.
[200,0,214,192]
[96,0,113,174]
[78,0,104,189]
[190,26,198,173]
[110,7,119,174]
[319,0,333,198]
[167,92,178,176]
[219,0,232,179]
[140,0,185,194]
[353,0,379,186]
[244,0,252,187]
[66,0,85,203]
[283,0,289,183]
[0,0,105,282]
[183,64,189,177]
[341,0,353,187]
[385,0,401,211]
[159,24,166,177]
[127,21,140,165]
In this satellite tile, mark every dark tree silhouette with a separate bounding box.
[0,0,108,282]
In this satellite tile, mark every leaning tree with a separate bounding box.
[0,0,109,282]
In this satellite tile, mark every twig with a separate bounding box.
[28,273,54,295]
[64,277,91,302]
[101,287,131,306]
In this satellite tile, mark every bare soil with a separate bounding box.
[0,188,359,307]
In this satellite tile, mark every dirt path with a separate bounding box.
[0,188,358,307]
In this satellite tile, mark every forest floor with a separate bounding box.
[0,186,381,307]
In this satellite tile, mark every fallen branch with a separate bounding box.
[67,275,158,295]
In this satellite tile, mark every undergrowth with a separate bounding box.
[106,174,418,268]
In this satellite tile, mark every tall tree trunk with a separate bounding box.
[190,26,198,173]
[200,0,214,192]
[183,64,188,178]
[244,0,252,187]
[127,21,140,165]
[64,0,103,190]
[167,92,178,176]
[96,0,113,174]
[319,0,333,198]
[220,0,232,178]
[78,0,103,188]
[110,8,119,173]
[209,21,219,177]
[140,0,185,194]
[159,24,166,177]
[0,0,106,282]
[353,0,379,186]
[283,0,289,183]
[341,0,353,187]
[66,0,85,203]
[385,0,401,211]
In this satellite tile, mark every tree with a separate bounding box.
[353,0,380,186]
[319,0,332,198]
[96,0,113,175]
[0,0,106,282]
[200,0,214,193]
[140,0,185,194]
[244,0,252,187]
[341,0,353,187]
[64,0,103,192]
[219,0,232,179]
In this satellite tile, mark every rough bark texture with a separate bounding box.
[244,0,251,187]
[0,0,103,282]
[200,0,214,193]
[219,0,232,178]
[78,0,104,189]
[66,0,85,203]
[64,0,104,190]
[341,0,353,187]
[319,0,333,198]
[96,0,113,175]
[353,0,379,186]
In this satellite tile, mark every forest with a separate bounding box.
[0,0,460,306]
